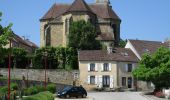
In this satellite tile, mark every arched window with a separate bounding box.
[45,26,51,46]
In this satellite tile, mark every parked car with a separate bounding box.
[57,86,87,98]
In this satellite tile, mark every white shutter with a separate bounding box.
[109,63,112,71]
[132,64,135,70]
[99,75,103,88]
[110,75,113,88]
[125,64,128,72]
[88,64,90,71]
[95,76,98,85]
[87,76,90,84]
[95,64,98,71]
[101,63,103,71]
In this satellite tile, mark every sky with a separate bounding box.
[0,0,170,46]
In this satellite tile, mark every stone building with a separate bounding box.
[40,0,121,48]
[4,33,38,53]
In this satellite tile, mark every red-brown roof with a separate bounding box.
[78,48,139,62]
[40,2,121,21]
[129,39,168,57]
[66,0,93,13]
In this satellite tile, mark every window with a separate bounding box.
[122,77,126,86]
[103,63,109,71]
[127,64,132,72]
[90,63,95,71]
[103,75,110,87]
[90,76,95,84]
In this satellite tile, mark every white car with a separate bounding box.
[164,89,170,99]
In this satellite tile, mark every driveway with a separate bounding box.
[88,92,150,100]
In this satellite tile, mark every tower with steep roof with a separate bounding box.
[40,0,121,47]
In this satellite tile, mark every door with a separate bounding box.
[103,75,110,87]
[128,77,132,88]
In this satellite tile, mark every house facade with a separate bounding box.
[4,33,38,53]
[78,48,139,90]
[40,0,121,48]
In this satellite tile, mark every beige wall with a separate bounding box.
[79,60,138,91]
[40,21,48,47]
[117,62,138,89]
[79,61,117,90]
[50,24,63,47]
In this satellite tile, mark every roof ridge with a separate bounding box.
[66,0,93,12]
[129,39,162,43]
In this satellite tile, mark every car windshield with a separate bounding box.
[62,86,72,92]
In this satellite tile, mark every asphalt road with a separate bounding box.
[88,92,149,100]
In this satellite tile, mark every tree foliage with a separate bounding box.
[0,12,12,48]
[133,47,170,89]
[68,20,101,50]
[33,47,78,69]
[0,48,28,68]
[119,39,127,48]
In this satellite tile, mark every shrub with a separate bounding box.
[10,83,18,90]
[22,91,54,100]
[36,86,45,93]
[26,86,38,95]
[0,86,8,93]
[47,84,56,93]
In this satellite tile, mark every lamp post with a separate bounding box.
[8,39,12,100]
[43,51,48,90]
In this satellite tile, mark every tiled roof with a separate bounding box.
[66,0,93,13]
[129,39,169,57]
[12,33,38,48]
[40,2,121,20]
[96,33,114,41]
[78,48,139,62]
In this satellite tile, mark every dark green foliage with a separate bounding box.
[22,91,54,100]
[68,20,101,50]
[12,47,28,68]
[119,39,127,48]
[133,47,170,89]
[0,47,28,68]
[10,83,18,90]
[47,84,56,93]
[33,47,78,69]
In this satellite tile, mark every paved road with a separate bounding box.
[88,92,150,100]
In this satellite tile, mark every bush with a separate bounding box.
[22,91,54,100]
[10,83,18,90]
[35,86,45,93]
[26,86,38,95]
[47,84,56,93]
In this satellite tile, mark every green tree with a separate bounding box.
[0,12,12,48]
[119,39,127,48]
[133,47,170,90]
[68,20,101,50]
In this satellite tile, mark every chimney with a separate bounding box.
[107,43,113,54]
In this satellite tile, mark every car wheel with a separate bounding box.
[82,94,86,98]
[66,94,70,98]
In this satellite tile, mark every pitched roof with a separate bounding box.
[40,2,121,20]
[12,33,38,49]
[66,0,93,12]
[96,33,114,41]
[129,39,168,57]
[78,48,139,62]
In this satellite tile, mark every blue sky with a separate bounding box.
[0,0,170,46]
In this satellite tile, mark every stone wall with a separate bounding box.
[0,68,79,85]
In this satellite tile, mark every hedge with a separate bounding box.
[22,91,54,100]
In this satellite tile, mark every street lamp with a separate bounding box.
[43,51,48,90]
[8,39,12,100]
